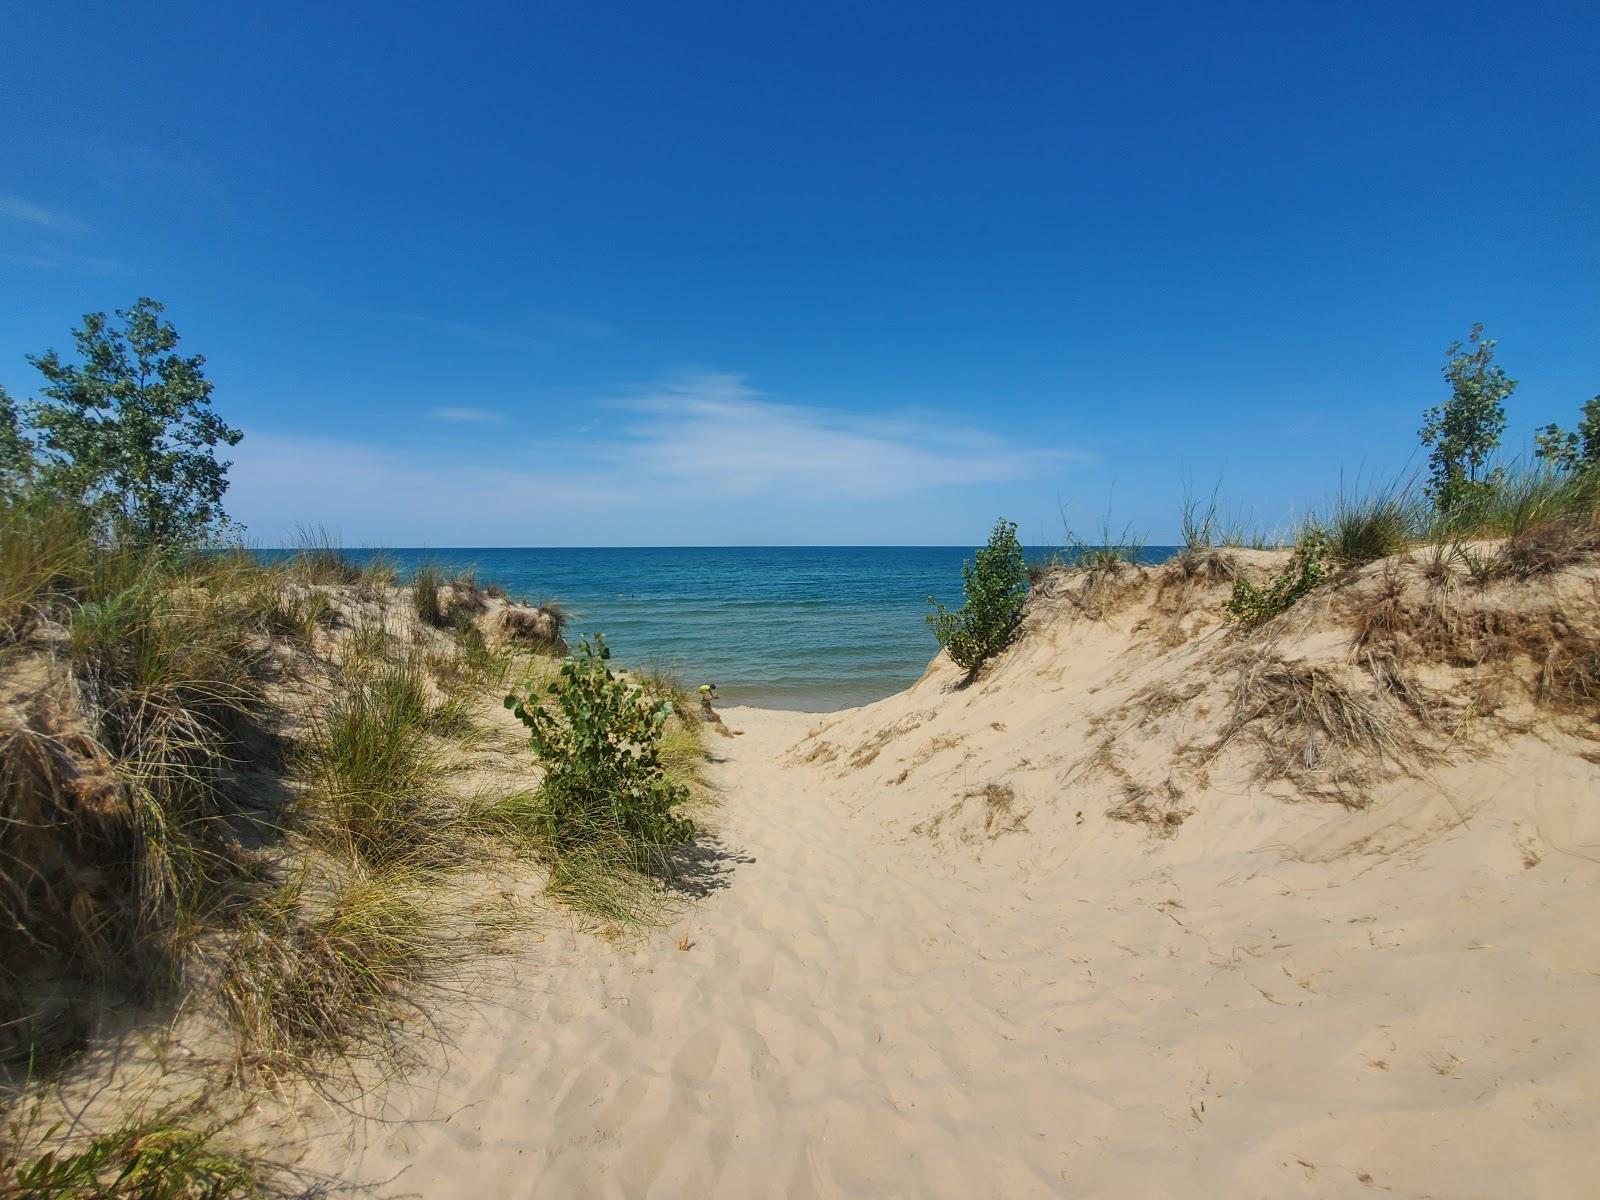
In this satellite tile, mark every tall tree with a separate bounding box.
[1419,324,1513,518]
[27,298,242,545]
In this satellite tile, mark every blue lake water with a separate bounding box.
[279,546,1176,711]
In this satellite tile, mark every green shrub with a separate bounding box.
[926,518,1028,673]
[504,634,692,857]
[1224,529,1330,626]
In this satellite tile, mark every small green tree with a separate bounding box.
[1419,324,1513,520]
[26,298,242,546]
[1534,393,1600,472]
[926,518,1028,673]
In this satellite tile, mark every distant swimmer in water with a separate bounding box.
[698,683,742,737]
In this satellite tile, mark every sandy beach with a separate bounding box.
[297,561,1600,1199]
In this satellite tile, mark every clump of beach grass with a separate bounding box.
[285,525,363,586]
[1170,486,1243,581]
[1318,478,1423,568]
[410,561,445,627]
[1065,516,1145,573]
[297,652,459,869]
[496,598,570,654]
[218,867,445,1081]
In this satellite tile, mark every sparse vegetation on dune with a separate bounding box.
[0,302,705,1189]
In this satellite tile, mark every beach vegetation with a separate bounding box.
[0,1095,288,1199]
[218,867,442,1079]
[411,561,445,626]
[1067,517,1145,572]
[23,298,243,548]
[1319,479,1422,568]
[1420,323,1513,523]
[298,651,457,868]
[499,634,694,926]
[927,518,1029,673]
[1534,393,1600,473]
[1224,528,1329,625]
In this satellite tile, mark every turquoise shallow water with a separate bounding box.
[274,546,1176,711]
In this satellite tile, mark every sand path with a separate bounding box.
[310,703,1598,1199]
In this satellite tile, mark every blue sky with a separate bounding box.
[2,1,1596,546]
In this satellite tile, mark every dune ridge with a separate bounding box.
[295,549,1600,1198]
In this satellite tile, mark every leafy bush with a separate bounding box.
[1534,393,1600,472]
[504,634,693,857]
[1224,529,1330,625]
[926,518,1029,673]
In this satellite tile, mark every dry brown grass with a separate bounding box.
[1495,510,1600,579]
[1211,656,1428,805]
[495,603,569,654]
[1165,547,1240,584]
[1106,781,1191,837]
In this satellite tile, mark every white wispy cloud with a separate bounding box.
[611,373,1071,498]
[228,374,1081,544]
[0,194,91,235]
[2,250,123,275]
[427,406,504,424]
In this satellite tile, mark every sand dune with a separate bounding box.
[303,554,1600,1198]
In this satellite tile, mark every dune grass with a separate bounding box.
[410,562,445,627]
[1316,479,1423,568]
[0,493,288,1060]
[296,652,459,869]
[218,866,445,1080]
[0,1096,290,1199]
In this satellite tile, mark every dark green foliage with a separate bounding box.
[504,634,693,856]
[1419,324,1513,520]
[1535,394,1600,473]
[24,298,242,547]
[1224,530,1330,625]
[0,384,35,500]
[926,518,1029,673]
